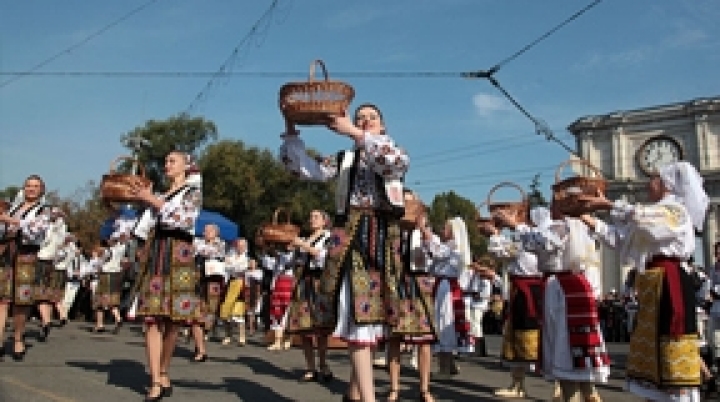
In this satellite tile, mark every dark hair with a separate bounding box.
[24,174,46,196]
[353,103,386,134]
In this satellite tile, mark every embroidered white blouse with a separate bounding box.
[4,203,51,246]
[425,234,463,278]
[594,195,693,273]
[487,225,540,276]
[134,187,202,240]
[193,238,226,260]
[225,251,249,278]
[279,133,409,208]
[294,231,331,271]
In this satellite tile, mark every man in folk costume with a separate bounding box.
[219,238,251,346]
[580,161,708,402]
[461,256,495,357]
[487,210,542,399]
[520,206,609,402]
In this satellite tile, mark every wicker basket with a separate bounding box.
[487,182,528,228]
[257,208,300,245]
[100,157,151,203]
[551,159,606,217]
[475,202,496,236]
[279,60,355,126]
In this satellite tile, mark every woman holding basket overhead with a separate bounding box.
[280,103,409,402]
[128,151,203,401]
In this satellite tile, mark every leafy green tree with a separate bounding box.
[0,186,20,202]
[426,191,487,257]
[120,114,218,190]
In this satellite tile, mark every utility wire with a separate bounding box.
[0,70,464,79]
[0,0,161,89]
[488,0,604,74]
[185,0,287,114]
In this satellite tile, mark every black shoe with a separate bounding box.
[38,325,50,342]
[159,372,172,397]
[144,383,164,401]
[112,321,123,334]
[59,319,67,327]
[12,341,25,362]
[319,365,334,382]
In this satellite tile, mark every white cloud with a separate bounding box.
[472,93,511,116]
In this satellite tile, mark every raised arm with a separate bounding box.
[279,135,337,181]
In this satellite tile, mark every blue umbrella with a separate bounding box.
[100,209,240,242]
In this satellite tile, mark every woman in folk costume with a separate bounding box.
[280,104,409,402]
[129,151,203,401]
[266,242,295,351]
[0,176,52,360]
[34,205,68,340]
[92,231,127,334]
[423,217,473,379]
[192,223,226,356]
[487,210,542,399]
[219,238,251,346]
[521,206,609,402]
[579,161,708,402]
[285,210,333,381]
[385,190,437,402]
[57,233,80,325]
[463,255,495,358]
[245,256,263,337]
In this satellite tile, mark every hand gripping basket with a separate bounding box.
[487,182,528,228]
[400,198,426,228]
[256,208,300,245]
[100,156,152,203]
[551,159,607,217]
[475,202,496,236]
[279,59,355,126]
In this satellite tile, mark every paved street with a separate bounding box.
[0,320,640,401]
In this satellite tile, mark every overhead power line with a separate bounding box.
[0,0,161,89]
[0,70,464,79]
[185,0,288,114]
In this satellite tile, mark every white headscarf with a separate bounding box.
[530,206,552,230]
[659,161,708,231]
[449,217,471,268]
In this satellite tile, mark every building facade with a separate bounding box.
[568,96,720,294]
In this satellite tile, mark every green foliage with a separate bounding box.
[426,191,486,257]
[0,186,20,201]
[528,173,548,209]
[120,114,218,190]
[198,139,334,244]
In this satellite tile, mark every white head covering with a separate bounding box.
[659,161,708,231]
[449,217,471,268]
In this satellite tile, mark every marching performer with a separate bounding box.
[92,232,126,334]
[57,234,80,325]
[130,151,203,401]
[280,103,409,402]
[487,211,542,399]
[579,161,708,402]
[0,175,52,360]
[219,238,250,346]
[245,258,263,337]
[266,243,295,351]
[191,223,226,359]
[424,217,473,379]
[523,206,610,402]
[285,210,333,382]
[35,206,67,341]
[385,190,437,402]
[463,256,495,358]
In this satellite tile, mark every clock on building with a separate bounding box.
[636,135,683,175]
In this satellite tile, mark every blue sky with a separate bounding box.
[1,0,719,210]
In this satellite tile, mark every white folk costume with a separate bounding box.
[93,233,126,310]
[488,223,541,398]
[58,239,81,316]
[460,266,492,355]
[527,207,610,401]
[193,237,227,323]
[0,190,51,306]
[286,230,331,335]
[132,184,203,323]
[386,226,437,344]
[427,220,473,354]
[594,162,708,402]
[280,131,409,346]
[36,207,67,303]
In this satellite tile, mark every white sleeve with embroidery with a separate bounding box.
[487,234,516,259]
[424,235,454,260]
[279,135,337,181]
[158,188,202,231]
[20,207,51,243]
[359,133,409,180]
[629,204,687,241]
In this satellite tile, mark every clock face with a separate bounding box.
[637,136,683,175]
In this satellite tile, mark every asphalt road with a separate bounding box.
[0,319,641,401]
